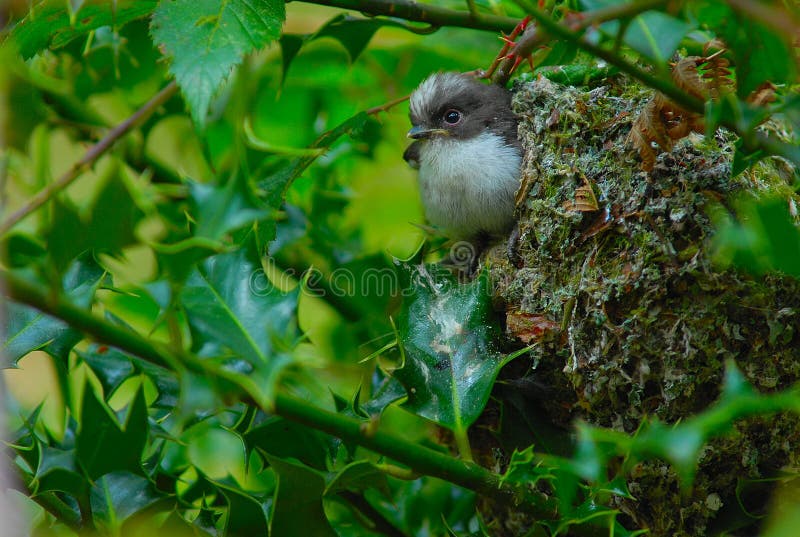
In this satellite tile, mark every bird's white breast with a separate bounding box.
[418,131,521,238]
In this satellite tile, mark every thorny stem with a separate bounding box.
[519,6,800,165]
[0,81,178,237]
[296,0,798,166]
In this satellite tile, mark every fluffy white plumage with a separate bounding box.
[417,131,521,238]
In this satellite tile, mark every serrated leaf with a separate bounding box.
[189,173,272,241]
[11,0,157,58]
[150,0,285,127]
[393,266,509,432]
[179,242,299,406]
[34,445,87,497]
[76,386,147,479]
[324,460,392,500]
[46,175,144,272]
[266,455,337,537]
[245,417,329,471]
[78,345,179,408]
[500,446,546,487]
[3,257,106,364]
[314,15,382,63]
[215,482,269,537]
[90,471,166,530]
[256,112,371,245]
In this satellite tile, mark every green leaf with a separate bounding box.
[76,385,148,479]
[90,472,166,530]
[245,417,330,471]
[500,446,549,488]
[279,34,304,84]
[314,15,383,64]
[266,455,337,537]
[712,196,800,278]
[724,18,797,97]
[34,445,87,497]
[218,482,270,537]
[46,174,144,272]
[624,11,692,63]
[3,257,106,364]
[256,112,372,236]
[150,0,285,127]
[78,345,180,408]
[179,241,300,406]
[11,0,157,58]
[189,173,273,241]
[394,266,508,431]
[324,460,392,500]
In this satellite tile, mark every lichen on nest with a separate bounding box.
[480,76,800,536]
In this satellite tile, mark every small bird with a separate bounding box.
[404,72,522,242]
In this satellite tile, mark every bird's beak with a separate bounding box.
[407,126,449,139]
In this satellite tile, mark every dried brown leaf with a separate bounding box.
[747,81,778,107]
[563,176,599,212]
[506,311,560,344]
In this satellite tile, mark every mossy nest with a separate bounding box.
[479,76,800,536]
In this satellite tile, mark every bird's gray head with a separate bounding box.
[406,72,518,146]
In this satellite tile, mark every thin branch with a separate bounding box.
[365,93,410,115]
[519,5,800,166]
[0,81,178,237]
[294,0,519,33]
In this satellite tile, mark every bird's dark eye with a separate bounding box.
[443,109,461,125]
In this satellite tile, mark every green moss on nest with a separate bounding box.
[481,76,800,536]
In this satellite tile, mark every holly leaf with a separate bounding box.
[46,176,144,272]
[266,455,337,537]
[76,386,148,479]
[179,241,300,406]
[324,460,391,501]
[34,445,87,497]
[90,472,167,531]
[3,257,107,364]
[189,174,273,241]
[78,345,179,408]
[151,0,285,127]
[245,417,330,471]
[393,266,510,432]
[218,482,270,537]
[313,15,383,63]
[11,0,157,58]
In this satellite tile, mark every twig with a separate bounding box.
[294,0,519,33]
[0,81,178,237]
[516,6,800,166]
[365,94,410,115]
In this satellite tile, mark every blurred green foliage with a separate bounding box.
[1,0,799,536]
